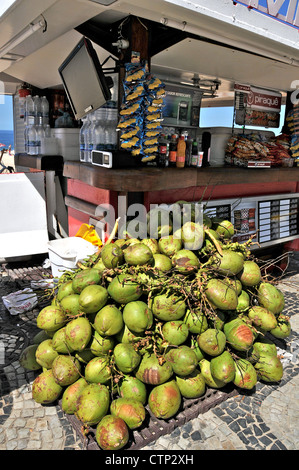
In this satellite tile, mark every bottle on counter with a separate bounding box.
[168,134,177,167]
[93,108,107,152]
[33,95,42,125]
[83,114,92,162]
[176,135,186,168]
[35,125,45,155]
[79,118,87,161]
[105,105,118,151]
[185,136,193,167]
[191,139,198,167]
[25,95,35,126]
[157,133,168,168]
[27,125,37,155]
[41,96,50,127]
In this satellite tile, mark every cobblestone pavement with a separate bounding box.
[0,252,299,452]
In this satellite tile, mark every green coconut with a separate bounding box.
[212,249,244,276]
[32,369,63,405]
[61,377,88,414]
[72,268,101,294]
[175,369,206,399]
[60,294,82,317]
[184,309,208,334]
[165,345,198,377]
[158,235,182,257]
[36,305,67,332]
[252,336,277,357]
[199,358,226,389]
[150,293,186,321]
[238,260,262,287]
[205,278,238,311]
[257,282,285,315]
[197,328,226,356]
[233,358,257,390]
[162,320,189,346]
[141,238,160,254]
[76,383,110,426]
[223,316,254,351]
[113,343,141,374]
[123,301,153,333]
[148,380,181,419]
[78,284,108,314]
[35,339,59,369]
[19,344,41,371]
[65,317,92,352]
[89,331,115,356]
[135,352,173,385]
[94,304,124,336]
[107,274,142,304]
[119,375,147,405]
[172,249,200,274]
[270,314,291,339]
[236,290,250,312]
[51,355,81,386]
[254,353,283,383]
[52,327,74,354]
[181,222,205,250]
[153,253,172,272]
[57,280,75,302]
[95,415,129,450]
[210,350,235,384]
[84,356,112,384]
[214,220,234,239]
[124,243,153,266]
[248,306,278,332]
[101,243,124,269]
[110,397,146,430]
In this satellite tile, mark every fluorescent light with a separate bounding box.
[0,0,18,19]
[0,15,47,60]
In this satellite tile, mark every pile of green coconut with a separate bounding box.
[19,205,291,451]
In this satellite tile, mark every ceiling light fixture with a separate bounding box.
[0,15,47,60]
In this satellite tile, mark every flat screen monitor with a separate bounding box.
[58,37,112,121]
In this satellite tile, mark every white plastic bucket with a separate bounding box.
[48,237,97,278]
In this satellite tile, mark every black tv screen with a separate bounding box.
[58,37,112,120]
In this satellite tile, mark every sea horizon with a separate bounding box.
[0,129,14,150]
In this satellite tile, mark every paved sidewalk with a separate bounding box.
[0,252,298,451]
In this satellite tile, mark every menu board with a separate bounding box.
[234,83,282,128]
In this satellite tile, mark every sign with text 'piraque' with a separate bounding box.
[234,83,282,127]
[234,0,299,28]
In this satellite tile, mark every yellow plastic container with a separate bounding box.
[75,224,103,247]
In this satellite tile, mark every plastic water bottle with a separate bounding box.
[87,112,97,163]
[105,106,118,151]
[79,118,88,161]
[28,125,37,155]
[35,125,45,154]
[44,124,51,138]
[33,96,42,125]
[25,95,35,126]
[83,115,92,162]
[41,96,49,127]
[93,107,107,152]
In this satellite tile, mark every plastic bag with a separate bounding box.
[2,288,38,316]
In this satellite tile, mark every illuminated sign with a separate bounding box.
[234,0,299,28]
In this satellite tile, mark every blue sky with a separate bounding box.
[0,95,14,130]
